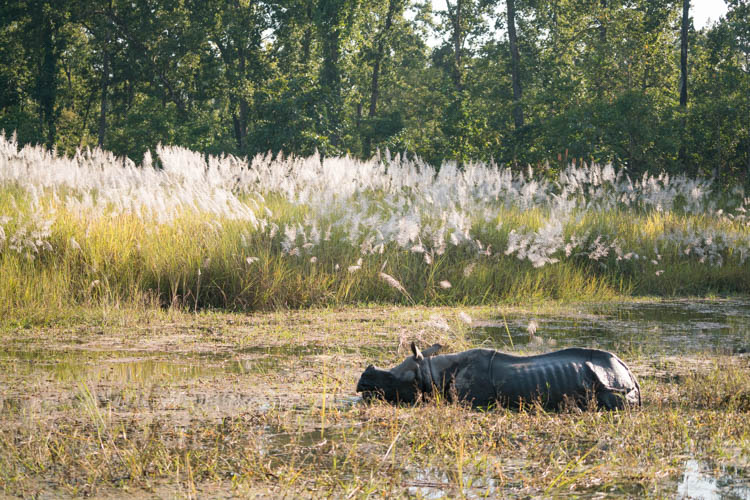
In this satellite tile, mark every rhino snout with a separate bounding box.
[356,378,368,393]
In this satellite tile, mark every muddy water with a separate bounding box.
[0,342,364,423]
[403,468,500,499]
[0,349,280,385]
[473,299,750,355]
[0,344,377,385]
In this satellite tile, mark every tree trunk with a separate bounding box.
[232,111,243,150]
[678,0,690,169]
[301,4,313,68]
[446,0,463,92]
[239,95,249,148]
[364,0,399,158]
[97,47,109,148]
[98,1,113,148]
[320,24,342,147]
[445,0,466,168]
[507,0,523,130]
[38,16,58,148]
[236,46,248,151]
[79,86,96,146]
[679,0,689,107]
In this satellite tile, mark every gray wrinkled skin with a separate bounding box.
[356,343,641,410]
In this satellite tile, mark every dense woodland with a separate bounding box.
[1,0,749,180]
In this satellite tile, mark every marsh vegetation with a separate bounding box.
[1,302,748,498]
[3,0,750,494]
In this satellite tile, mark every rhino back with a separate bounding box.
[431,347,638,409]
[493,355,593,408]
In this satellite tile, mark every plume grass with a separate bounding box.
[1,134,749,322]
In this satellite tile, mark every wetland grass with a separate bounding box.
[0,304,748,498]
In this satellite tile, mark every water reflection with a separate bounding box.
[0,347,319,384]
[0,350,244,383]
[404,467,499,499]
[474,299,750,354]
[0,342,383,387]
[678,460,750,499]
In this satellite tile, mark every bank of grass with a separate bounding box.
[4,139,750,322]
[0,306,748,498]
[3,188,750,325]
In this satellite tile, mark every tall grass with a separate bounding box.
[2,132,749,321]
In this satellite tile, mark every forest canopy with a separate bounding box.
[1,0,748,181]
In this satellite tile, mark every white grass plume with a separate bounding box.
[378,272,414,304]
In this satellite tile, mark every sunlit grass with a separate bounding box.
[2,135,750,322]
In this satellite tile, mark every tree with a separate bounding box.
[679,0,690,107]
[0,1,72,148]
[0,0,748,182]
[688,0,750,180]
[314,0,359,150]
[71,0,116,148]
[506,0,523,131]
[432,0,492,166]
[192,0,273,153]
[362,0,406,158]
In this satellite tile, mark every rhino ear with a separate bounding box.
[422,343,442,357]
[411,341,424,361]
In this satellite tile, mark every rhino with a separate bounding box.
[356,343,641,410]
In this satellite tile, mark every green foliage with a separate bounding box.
[0,0,748,180]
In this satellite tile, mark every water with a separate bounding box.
[402,459,750,499]
[0,348,258,383]
[404,468,500,499]
[678,460,750,499]
[0,343,362,419]
[0,343,366,384]
[472,299,750,354]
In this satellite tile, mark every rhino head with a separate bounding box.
[356,342,442,404]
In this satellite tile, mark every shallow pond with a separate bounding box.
[678,460,750,500]
[0,343,380,385]
[0,348,278,384]
[473,299,750,355]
